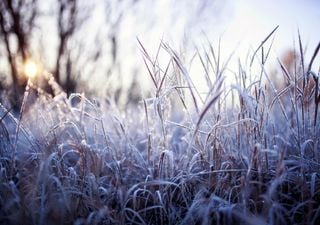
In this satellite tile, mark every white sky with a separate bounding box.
[192,0,320,91]
[30,0,320,96]
[227,0,320,53]
[120,0,320,94]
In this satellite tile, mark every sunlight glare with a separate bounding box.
[24,60,39,79]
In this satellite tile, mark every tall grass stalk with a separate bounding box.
[0,34,319,225]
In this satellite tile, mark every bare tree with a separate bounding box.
[0,0,38,108]
[0,0,88,101]
[0,0,147,108]
[55,0,78,85]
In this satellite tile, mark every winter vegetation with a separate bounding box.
[1,0,320,224]
[1,24,320,225]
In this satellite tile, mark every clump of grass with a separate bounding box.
[0,32,320,225]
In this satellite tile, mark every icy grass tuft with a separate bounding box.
[0,38,320,225]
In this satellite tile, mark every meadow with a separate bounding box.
[0,35,320,225]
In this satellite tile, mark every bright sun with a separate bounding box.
[24,60,39,79]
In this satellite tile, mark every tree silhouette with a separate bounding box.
[0,0,38,108]
[0,0,144,107]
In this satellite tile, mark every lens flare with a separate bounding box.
[24,60,38,79]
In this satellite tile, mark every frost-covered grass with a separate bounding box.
[0,37,320,225]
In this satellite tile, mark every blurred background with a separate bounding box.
[0,0,319,109]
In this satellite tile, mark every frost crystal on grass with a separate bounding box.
[0,40,320,225]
